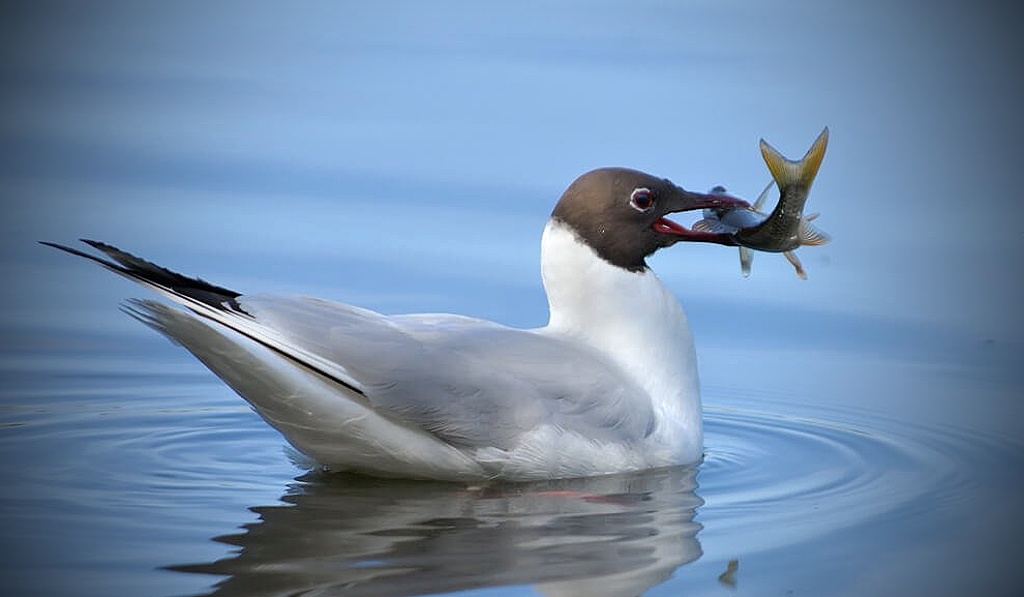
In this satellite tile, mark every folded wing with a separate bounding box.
[238,295,656,450]
[43,241,655,467]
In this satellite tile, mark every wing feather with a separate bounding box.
[239,296,655,449]
[43,240,656,454]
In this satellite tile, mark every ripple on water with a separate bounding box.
[698,397,1023,554]
[5,346,1023,596]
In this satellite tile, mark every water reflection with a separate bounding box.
[171,466,703,597]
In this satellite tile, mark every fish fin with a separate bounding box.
[798,219,831,246]
[784,251,808,279]
[752,180,774,212]
[759,127,829,191]
[692,218,734,234]
[739,246,753,277]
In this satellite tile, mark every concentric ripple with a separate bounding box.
[5,339,1024,596]
[697,398,1023,555]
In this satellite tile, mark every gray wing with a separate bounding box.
[239,296,655,450]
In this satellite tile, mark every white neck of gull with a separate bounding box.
[538,219,703,460]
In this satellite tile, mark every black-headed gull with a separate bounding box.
[44,168,746,481]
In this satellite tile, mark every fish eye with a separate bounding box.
[629,187,654,212]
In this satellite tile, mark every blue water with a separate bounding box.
[2,1,1024,596]
[3,326,1021,596]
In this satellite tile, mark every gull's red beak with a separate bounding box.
[654,189,749,245]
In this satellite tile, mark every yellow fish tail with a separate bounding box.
[759,126,829,191]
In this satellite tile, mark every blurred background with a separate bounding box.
[2,0,1022,345]
[1,2,1023,596]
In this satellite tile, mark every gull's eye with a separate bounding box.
[629,187,654,212]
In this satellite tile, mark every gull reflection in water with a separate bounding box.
[170,465,704,596]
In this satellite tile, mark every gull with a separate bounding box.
[43,168,746,481]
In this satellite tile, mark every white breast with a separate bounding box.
[537,220,704,463]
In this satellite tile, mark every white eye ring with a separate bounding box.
[630,187,654,212]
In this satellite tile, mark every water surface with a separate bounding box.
[2,326,1021,596]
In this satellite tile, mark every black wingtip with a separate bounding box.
[40,239,243,309]
[80,238,115,251]
[40,239,124,268]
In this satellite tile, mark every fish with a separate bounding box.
[693,127,831,279]
[694,181,829,278]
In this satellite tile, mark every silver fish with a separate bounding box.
[694,127,830,279]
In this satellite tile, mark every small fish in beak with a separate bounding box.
[693,127,831,279]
